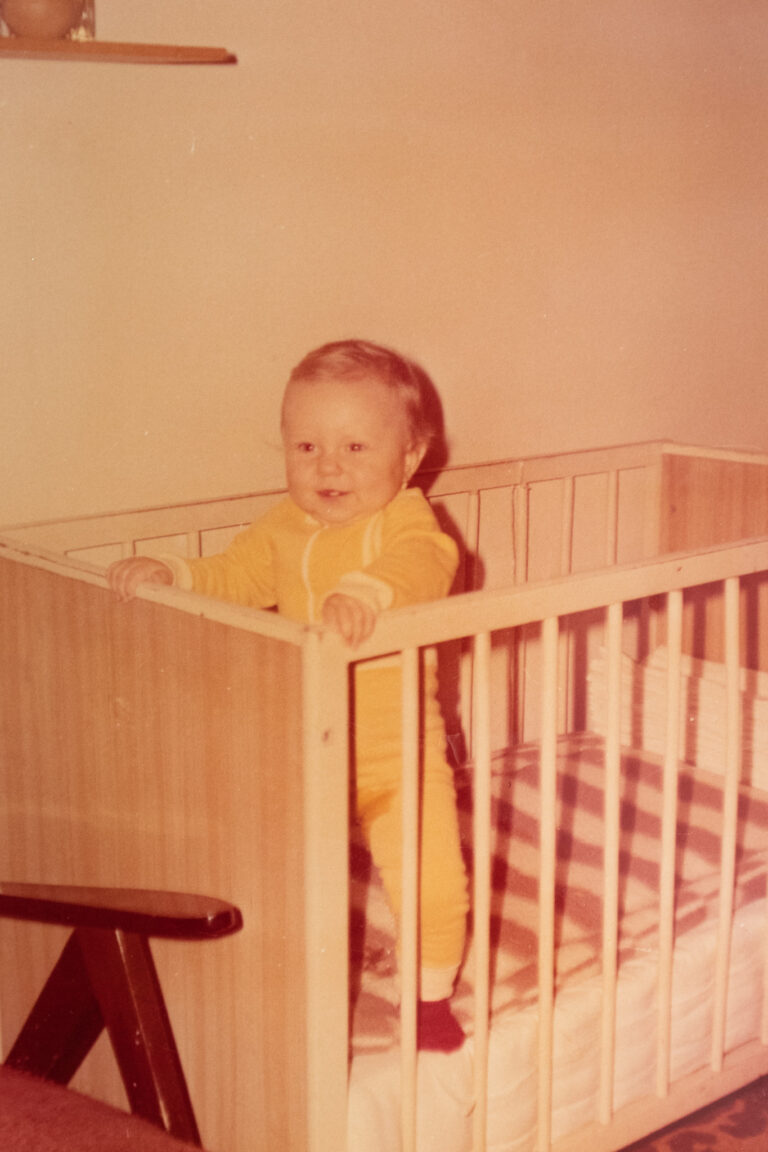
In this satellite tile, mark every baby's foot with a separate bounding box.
[417,999,465,1052]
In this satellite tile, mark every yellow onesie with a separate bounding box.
[167,486,469,999]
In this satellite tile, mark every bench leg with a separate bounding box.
[5,926,201,1146]
[77,926,202,1145]
[4,931,104,1083]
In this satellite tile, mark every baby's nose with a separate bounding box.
[318,451,343,473]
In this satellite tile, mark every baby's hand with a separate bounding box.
[322,593,377,648]
[107,556,173,602]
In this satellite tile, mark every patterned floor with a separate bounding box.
[623,1076,768,1150]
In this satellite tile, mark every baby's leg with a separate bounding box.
[353,661,469,1050]
[357,749,468,1050]
[359,772,468,971]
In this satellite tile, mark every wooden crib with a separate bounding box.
[2,440,768,1152]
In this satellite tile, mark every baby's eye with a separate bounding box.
[296,442,315,453]
[348,442,366,453]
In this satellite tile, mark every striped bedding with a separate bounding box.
[348,732,768,1152]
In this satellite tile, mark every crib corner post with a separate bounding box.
[301,629,351,1152]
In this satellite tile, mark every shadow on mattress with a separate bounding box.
[347,732,768,1152]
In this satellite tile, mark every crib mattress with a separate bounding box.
[347,732,768,1152]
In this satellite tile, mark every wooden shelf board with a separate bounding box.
[0,35,236,64]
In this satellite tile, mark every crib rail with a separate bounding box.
[5,440,767,593]
[0,488,288,561]
[346,536,768,660]
[338,533,768,1152]
[0,440,668,579]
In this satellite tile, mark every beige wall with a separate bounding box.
[2,0,767,524]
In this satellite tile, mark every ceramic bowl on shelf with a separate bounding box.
[1,0,84,38]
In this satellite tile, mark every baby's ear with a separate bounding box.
[404,439,428,484]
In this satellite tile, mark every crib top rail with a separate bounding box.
[336,533,768,664]
[0,533,307,645]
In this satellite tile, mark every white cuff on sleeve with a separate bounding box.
[144,551,194,591]
[330,571,393,612]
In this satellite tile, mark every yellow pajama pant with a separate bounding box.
[352,659,469,999]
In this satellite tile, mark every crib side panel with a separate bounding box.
[361,537,768,1152]
[0,553,312,1152]
[660,449,768,553]
[660,450,768,669]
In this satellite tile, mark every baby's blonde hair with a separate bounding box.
[285,339,435,450]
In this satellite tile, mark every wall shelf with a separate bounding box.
[0,35,236,64]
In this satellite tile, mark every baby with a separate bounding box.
[108,339,469,1051]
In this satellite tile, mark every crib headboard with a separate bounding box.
[6,441,768,581]
[1,439,668,581]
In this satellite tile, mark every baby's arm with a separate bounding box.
[321,592,376,648]
[108,511,278,608]
[107,556,174,602]
[321,494,458,647]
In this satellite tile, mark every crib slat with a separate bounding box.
[560,477,574,576]
[711,577,742,1069]
[472,631,492,1152]
[464,489,482,593]
[400,647,420,1152]
[185,530,202,559]
[599,601,623,1123]
[459,491,482,760]
[538,616,559,1151]
[557,478,575,733]
[512,485,530,741]
[605,470,619,567]
[657,589,683,1096]
[512,484,530,588]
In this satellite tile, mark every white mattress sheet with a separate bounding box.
[347,731,768,1152]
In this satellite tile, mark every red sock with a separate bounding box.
[417,999,465,1052]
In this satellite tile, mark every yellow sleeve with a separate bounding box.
[334,491,458,612]
[186,515,278,608]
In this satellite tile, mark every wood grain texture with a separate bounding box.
[0,555,308,1150]
[659,452,768,669]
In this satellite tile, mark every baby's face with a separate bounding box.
[282,375,424,526]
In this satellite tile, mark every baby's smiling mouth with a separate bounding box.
[318,489,349,498]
